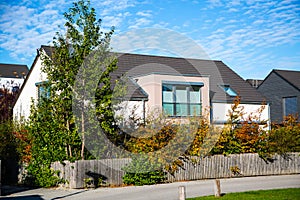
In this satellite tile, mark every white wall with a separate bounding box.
[0,77,25,90]
[13,56,47,121]
[212,102,270,124]
[113,100,145,133]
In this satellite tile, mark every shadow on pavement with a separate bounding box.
[1,185,88,200]
[0,195,43,199]
[51,190,88,200]
[1,185,39,196]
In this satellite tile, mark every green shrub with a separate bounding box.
[268,115,300,155]
[25,164,64,187]
[0,120,22,185]
[122,156,166,186]
[123,170,166,186]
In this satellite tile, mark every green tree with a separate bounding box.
[268,115,300,156]
[25,0,116,187]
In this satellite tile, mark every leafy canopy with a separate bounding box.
[24,0,116,187]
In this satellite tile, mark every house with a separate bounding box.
[13,47,49,120]
[0,63,28,92]
[246,79,263,88]
[13,45,269,125]
[257,69,300,123]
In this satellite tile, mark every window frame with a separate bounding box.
[219,84,238,97]
[35,81,50,100]
[162,81,203,117]
[282,96,298,117]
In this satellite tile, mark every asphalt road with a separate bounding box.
[2,174,300,200]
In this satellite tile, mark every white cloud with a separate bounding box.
[229,0,240,6]
[244,9,252,15]
[128,18,152,29]
[228,8,238,12]
[111,28,209,59]
[103,15,123,27]
[276,54,300,69]
[0,0,299,80]
[136,10,152,17]
[0,0,140,65]
[183,21,190,27]
[126,8,154,29]
[0,0,69,64]
[224,19,238,24]
[92,0,137,16]
[253,19,264,24]
[153,22,169,28]
[207,0,223,7]
[199,0,300,78]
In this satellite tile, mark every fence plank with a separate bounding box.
[50,153,300,188]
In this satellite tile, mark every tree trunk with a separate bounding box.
[81,111,85,160]
[66,119,72,158]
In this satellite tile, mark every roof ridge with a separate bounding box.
[273,69,300,73]
[0,63,28,66]
[273,69,300,91]
[40,45,221,62]
[116,52,222,62]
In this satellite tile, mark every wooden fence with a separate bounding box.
[166,153,300,182]
[51,158,131,188]
[51,153,300,188]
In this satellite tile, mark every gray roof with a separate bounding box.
[0,63,28,78]
[40,45,148,100]
[40,46,265,103]
[273,69,300,91]
[41,45,54,58]
[115,53,265,103]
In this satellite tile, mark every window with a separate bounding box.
[12,86,19,93]
[35,81,50,100]
[283,96,297,116]
[162,81,203,117]
[219,85,237,96]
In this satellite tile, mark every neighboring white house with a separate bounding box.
[0,63,28,92]
[13,45,269,125]
[13,47,49,120]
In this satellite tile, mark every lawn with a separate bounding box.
[187,188,300,200]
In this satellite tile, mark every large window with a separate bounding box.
[283,96,298,116]
[162,81,203,117]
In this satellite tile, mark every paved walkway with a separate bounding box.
[1,174,300,200]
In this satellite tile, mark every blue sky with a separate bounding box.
[0,0,299,79]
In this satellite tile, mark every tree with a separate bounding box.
[25,0,116,186]
[0,85,22,184]
[0,85,19,122]
[211,96,268,156]
[268,114,300,156]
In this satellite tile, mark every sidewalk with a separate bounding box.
[1,174,300,200]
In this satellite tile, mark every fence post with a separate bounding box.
[178,186,186,200]
[214,179,221,197]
